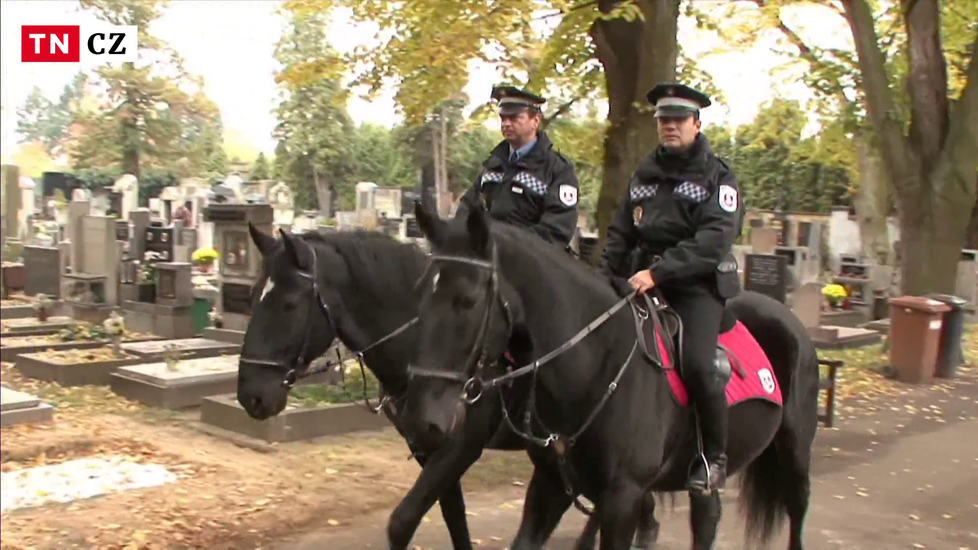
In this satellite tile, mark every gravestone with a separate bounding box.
[956,255,977,316]
[144,226,174,262]
[2,165,21,239]
[67,200,91,269]
[748,227,778,254]
[744,253,788,303]
[792,282,823,330]
[129,209,151,262]
[155,262,192,307]
[204,204,273,331]
[374,187,402,218]
[22,245,62,298]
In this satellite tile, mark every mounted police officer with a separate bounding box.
[455,85,580,248]
[598,83,743,495]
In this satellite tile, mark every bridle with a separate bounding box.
[406,245,516,404]
[238,239,418,407]
[405,237,646,516]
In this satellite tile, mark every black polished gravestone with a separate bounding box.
[221,281,253,316]
[23,245,62,298]
[144,226,174,262]
[744,253,789,303]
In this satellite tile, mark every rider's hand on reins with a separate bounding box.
[629,269,656,294]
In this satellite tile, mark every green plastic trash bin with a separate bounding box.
[190,297,212,336]
[924,293,967,378]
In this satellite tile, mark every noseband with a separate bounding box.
[238,244,338,389]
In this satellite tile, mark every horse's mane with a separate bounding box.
[301,230,427,303]
[489,222,618,303]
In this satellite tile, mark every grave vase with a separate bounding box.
[36,309,49,322]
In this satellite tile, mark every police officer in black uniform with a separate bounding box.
[455,86,580,248]
[598,82,743,495]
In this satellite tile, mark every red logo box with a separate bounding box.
[22,25,81,62]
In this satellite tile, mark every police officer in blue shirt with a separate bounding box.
[456,86,581,248]
[599,82,744,496]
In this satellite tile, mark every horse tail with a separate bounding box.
[739,339,818,545]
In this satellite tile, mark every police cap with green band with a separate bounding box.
[491,85,546,116]
[647,83,712,118]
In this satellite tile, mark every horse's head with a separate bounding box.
[404,200,530,445]
[236,224,341,420]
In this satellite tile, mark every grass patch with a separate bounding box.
[289,363,382,407]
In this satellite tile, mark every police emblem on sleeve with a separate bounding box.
[632,206,643,226]
[718,185,738,213]
[558,184,577,206]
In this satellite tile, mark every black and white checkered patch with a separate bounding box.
[629,183,659,202]
[512,172,547,195]
[675,181,709,203]
[480,171,505,187]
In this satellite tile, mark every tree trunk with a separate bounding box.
[121,70,140,179]
[589,0,681,263]
[312,170,331,219]
[896,179,971,294]
[853,137,892,264]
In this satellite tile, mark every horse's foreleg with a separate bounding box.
[511,465,572,550]
[688,490,722,550]
[633,491,660,549]
[387,442,482,550]
[596,482,644,550]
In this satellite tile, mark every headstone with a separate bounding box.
[204,204,273,331]
[792,282,823,330]
[956,257,977,310]
[3,165,22,239]
[374,187,402,218]
[155,262,192,307]
[67,200,90,269]
[144,226,174,262]
[22,245,62,298]
[129,209,151,262]
[80,215,120,305]
[744,253,789,303]
[112,174,139,219]
[748,227,778,254]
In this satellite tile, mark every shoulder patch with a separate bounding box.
[718,184,738,213]
[558,184,578,207]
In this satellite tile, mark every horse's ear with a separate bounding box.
[414,199,447,247]
[465,203,491,254]
[279,228,304,269]
[249,221,276,256]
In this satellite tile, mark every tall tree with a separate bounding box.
[283,0,687,261]
[74,0,221,179]
[841,0,978,293]
[250,152,270,180]
[273,8,355,217]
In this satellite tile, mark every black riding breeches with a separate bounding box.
[660,283,725,389]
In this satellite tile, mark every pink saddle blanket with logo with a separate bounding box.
[653,320,782,408]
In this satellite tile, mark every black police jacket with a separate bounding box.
[456,132,580,247]
[598,134,743,298]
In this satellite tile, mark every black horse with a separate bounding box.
[403,201,820,550]
[234,225,662,549]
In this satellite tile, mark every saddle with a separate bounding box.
[632,291,745,383]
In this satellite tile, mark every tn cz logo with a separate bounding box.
[21,25,138,63]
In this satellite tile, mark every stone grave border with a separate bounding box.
[1,317,78,337]
[110,355,239,409]
[811,327,883,350]
[15,351,144,386]
[201,327,244,345]
[0,304,37,320]
[120,338,240,361]
[200,393,390,443]
[0,335,165,363]
[1,387,54,428]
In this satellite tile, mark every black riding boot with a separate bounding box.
[687,376,728,495]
